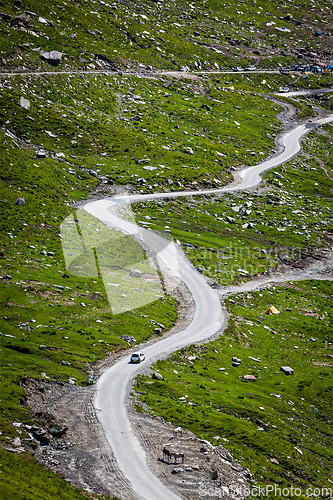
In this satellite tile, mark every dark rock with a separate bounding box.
[60,360,71,366]
[15,198,25,206]
[226,216,235,223]
[152,372,164,380]
[0,12,13,21]
[212,470,218,480]
[280,366,294,375]
[10,13,30,25]
[49,427,68,438]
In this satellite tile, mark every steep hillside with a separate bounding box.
[0,0,332,499]
[0,0,333,72]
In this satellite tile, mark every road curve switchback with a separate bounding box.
[84,111,333,500]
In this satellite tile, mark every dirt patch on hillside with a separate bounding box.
[20,376,252,500]
[129,410,252,500]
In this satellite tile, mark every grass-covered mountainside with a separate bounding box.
[132,126,333,285]
[0,0,333,71]
[135,280,333,497]
[0,0,332,498]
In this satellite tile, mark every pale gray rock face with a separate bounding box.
[280,366,294,375]
[41,50,63,65]
[19,96,30,109]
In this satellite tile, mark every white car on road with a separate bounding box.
[130,352,145,363]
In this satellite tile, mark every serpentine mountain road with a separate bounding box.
[83,112,333,500]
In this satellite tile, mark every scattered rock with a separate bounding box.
[12,437,21,447]
[39,345,46,350]
[49,427,68,438]
[270,393,282,398]
[129,269,143,278]
[248,356,261,363]
[120,335,136,343]
[172,467,184,474]
[152,372,164,381]
[41,50,63,66]
[15,198,25,206]
[280,366,294,375]
[10,13,30,26]
[232,357,241,367]
[243,374,257,381]
[60,361,71,366]
[226,216,235,223]
[18,97,30,110]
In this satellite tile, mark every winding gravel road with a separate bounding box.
[84,111,333,500]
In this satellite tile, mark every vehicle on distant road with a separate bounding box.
[130,352,145,363]
[279,86,290,93]
[290,64,299,71]
[244,65,256,71]
[311,65,323,73]
[279,67,289,73]
[233,66,243,72]
[299,65,310,72]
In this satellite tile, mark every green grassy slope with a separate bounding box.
[0,448,120,500]
[134,280,333,496]
[0,0,332,497]
[132,126,333,285]
[0,0,333,71]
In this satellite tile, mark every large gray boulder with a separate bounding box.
[41,50,63,66]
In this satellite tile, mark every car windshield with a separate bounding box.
[132,354,139,358]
